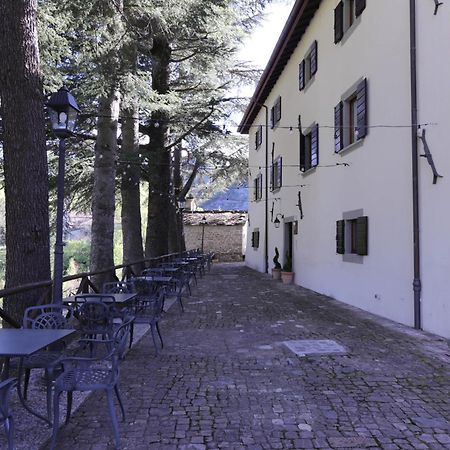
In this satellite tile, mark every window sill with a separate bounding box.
[271,187,281,193]
[300,166,317,177]
[342,253,364,264]
[336,138,364,156]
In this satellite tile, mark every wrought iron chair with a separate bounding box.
[130,278,165,355]
[50,317,134,450]
[77,299,114,341]
[21,304,74,421]
[102,281,136,348]
[0,377,17,450]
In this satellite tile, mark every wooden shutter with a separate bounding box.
[355,0,366,17]
[269,164,273,191]
[336,220,345,254]
[299,129,306,172]
[277,157,282,188]
[251,231,255,248]
[334,101,343,152]
[334,2,344,43]
[270,107,274,129]
[258,173,263,199]
[299,59,305,91]
[253,178,258,201]
[275,97,281,123]
[356,78,368,139]
[310,123,319,168]
[310,40,318,76]
[255,231,260,248]
[355,216,368,255]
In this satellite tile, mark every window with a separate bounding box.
[270,97,281,128]
[255,125,263,150]
[334,0,366,44]
[251,229,260,249]
[270,157,282,190]
[253,173,263,201]
[336,215,368,257]
[335,78,367,152]
[299,41,318,91]
[300,123,319,172]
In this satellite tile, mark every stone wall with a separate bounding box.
[184,224,246,262]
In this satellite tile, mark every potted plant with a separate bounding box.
[281,251,294,284]
[272,247,282,280]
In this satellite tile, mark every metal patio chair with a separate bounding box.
[0,377,17,450]
[50,317,134,450]
[21,304,74,421]
[130,278,165,355]
[77,299,114,340]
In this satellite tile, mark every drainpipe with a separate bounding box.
[263,105,269,273]
[410,0,421,329]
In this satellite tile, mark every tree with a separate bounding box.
[0,0,51,324]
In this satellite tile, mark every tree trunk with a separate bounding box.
[0,0,51,325]
[121,101,144,274]
[145,34,171,258]
[90,91,120,290]
[168,145,185,254]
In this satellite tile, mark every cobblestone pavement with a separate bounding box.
[42,263,450,450]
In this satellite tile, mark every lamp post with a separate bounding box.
[47,86,80,304]
[200,216,207,253]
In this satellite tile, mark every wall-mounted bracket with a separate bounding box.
[418,128,443,184]
[433,0,443,15]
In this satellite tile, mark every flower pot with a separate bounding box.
[281,271,294,284]
[272,268,281,280]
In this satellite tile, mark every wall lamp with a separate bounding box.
[273,214,284,228]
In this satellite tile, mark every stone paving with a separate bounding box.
[41,262,450,450]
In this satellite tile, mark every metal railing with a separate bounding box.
[0,252,184,328]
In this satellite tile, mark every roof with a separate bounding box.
[183,211,247,226]
[238,0,322,134]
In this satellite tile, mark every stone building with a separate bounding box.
[183,211,247,262]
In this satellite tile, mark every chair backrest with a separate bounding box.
[23,304,74,330]
[131,277,160,297]
[113,316,135,360]
[102,281,131,294]
[141,268,164,277]
[78,301,112,336]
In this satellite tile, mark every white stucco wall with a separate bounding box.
[245,0,450,339]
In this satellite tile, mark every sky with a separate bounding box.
[239,0,296,70]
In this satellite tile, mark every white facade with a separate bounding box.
[241,0,450,339]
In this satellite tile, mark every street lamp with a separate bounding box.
[200,216,207,253]
[47,86,80,303]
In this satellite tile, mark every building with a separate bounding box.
[239,0,450,339]
[183,211,247,261]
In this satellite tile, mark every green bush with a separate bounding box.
[63,240,90,275]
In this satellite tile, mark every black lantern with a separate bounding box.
[274,214,284,229]
[48,86,80,138]
[200,216,207,253]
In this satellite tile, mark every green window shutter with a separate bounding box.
[355,0,366,17]
[310,40,318,76]
[334,101,343,152]
[258,174,263,199]
[299,59,305,91]
[356,78,368,139]
[311,123,319,168]
[336,220,345,254]
[356,216,368,255]
[334,2,344,44]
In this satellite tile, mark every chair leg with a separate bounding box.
[114,385,126,421]
[177,292,184,312]
[50,390,61,450]
[156,322,164,348]
[5,416,14,450]
[23,369,31,400]
[128,323,134,349]
[106,389,121,449]
[45,370,53,422]
[150,325,159,356]
[65,391,73,424]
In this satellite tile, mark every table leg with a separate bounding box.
[0,357,10,380]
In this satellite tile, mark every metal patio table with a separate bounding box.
[63,292,137,306]
[0,328,76,423]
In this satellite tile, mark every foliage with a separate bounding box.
[63,240,90,275]
[282,251,292,273]
[273,247,281,269]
